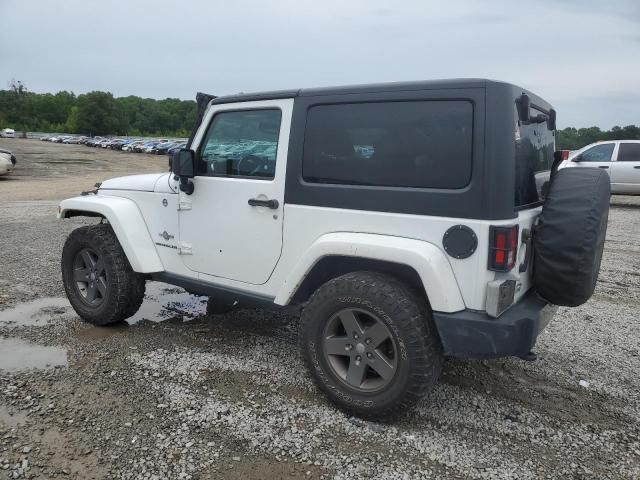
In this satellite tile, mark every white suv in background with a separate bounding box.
[1,128,16,138]
[559,140,640,195]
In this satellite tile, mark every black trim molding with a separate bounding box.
[151,272,280,310]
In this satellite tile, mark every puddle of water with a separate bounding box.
[77,323,129,341]
[126,281,207,324]
[0,282,206,330]
[0,337,67,371]
[0,297,71,327]
[0,404,27,427]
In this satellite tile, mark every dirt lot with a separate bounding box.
[0,138,639,479]
[0,139,167,203]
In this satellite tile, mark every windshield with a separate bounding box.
[514,105,555,208]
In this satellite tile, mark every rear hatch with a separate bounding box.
[511,96,555,300]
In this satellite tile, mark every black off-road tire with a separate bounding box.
[61,224,146,325]
[299,271,442,419]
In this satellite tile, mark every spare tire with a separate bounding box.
[533,168,610,307]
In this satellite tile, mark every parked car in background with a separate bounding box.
[85,137,104,147]
[123,140,145,152]
[0,148,16,176]
[559,140,640,195]
[107,139,127,150]
[151,141,177,154]
[63,136,86,144]
[1,128,16,138]
[140,141,161,153]
[167,142,187,155]
[38,134,189,156]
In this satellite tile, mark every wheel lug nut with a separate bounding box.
[366,352,373,359]
[365,338,371,345]
[353,333,359,340]
[345,344,353,351]
[355,355,361,362]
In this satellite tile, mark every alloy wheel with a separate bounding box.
[73,248,107,306]
[322,308,398,392]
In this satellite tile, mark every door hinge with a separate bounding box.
[178,197,192,211]
[178,243,192,255]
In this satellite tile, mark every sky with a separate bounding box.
[0,0,639,129]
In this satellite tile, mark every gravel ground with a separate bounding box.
[0,139,639,479]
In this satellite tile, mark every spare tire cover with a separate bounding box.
[533,168,610,307]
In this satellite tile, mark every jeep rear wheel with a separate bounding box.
[299,271,442,419]
[62,224,145,325]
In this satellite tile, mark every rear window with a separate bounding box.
[618,143,640,162]
[302,101,473,189]
[514,106,554,207]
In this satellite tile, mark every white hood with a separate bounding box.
[99,173,167,192]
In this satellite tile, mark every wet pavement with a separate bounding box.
[0,282,206,328]
[0,281,205,376]
[0,297,71,327]
[126,282,207,324]
[0,337,67,371]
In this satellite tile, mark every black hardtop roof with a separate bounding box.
[210,78,514,105]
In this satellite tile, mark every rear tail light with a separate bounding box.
[554,150,570,161]
[488,225,519,272]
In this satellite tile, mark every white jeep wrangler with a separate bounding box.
[59,80,610,418]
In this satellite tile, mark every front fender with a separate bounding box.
[58,195,164,273]
[274,232,465,312]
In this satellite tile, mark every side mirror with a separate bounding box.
[572,155,582,163]
[171,149,195,195]
[171,149,195,178]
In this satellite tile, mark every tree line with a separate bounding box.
[1,80,639,147]
[556,125,640,151]
[0,80,196,137]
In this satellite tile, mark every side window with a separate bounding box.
[580,144,614,162]
[302,101,473,189]
[199,109,281,179]
[617,143,640,162]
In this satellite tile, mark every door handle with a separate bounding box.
[634,166,640,169]
[248,198,279,209]
[598,166,609,169]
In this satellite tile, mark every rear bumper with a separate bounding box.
[433,290,557,359]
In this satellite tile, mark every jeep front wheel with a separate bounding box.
[61,224,145,325]
[299,271,442,419]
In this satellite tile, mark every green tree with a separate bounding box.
[76,91,122,136]
[1,81,198,136]
[6,79,31,137]
[65,106,79,133]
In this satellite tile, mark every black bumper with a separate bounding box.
[432,290,557,359]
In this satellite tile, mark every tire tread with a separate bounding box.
[299,271,442,419]
[62,224,145,325]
